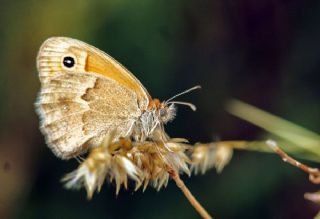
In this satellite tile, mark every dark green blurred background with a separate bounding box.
[0,0,320,218]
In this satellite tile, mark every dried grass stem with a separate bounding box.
[166,165,213,219]
[266,140,320,184]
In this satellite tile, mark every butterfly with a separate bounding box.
[35,37,199,159]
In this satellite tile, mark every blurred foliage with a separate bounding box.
[227,99,320,162]
[0,0,320,219]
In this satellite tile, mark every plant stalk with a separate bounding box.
[166,166,213,219]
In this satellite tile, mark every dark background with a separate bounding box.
[0,0,320,218]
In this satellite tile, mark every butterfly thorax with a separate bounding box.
[132,99,176,141]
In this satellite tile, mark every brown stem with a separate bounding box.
[166,166,213,219]
[266,140,320,184]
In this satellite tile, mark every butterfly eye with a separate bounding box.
[62,56,75,68]
[159,108,167,117]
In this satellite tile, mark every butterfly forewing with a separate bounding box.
[36,37,150,159]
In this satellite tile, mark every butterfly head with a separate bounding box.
[148,99,177,124]
[148,85,201,124]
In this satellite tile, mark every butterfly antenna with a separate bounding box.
[168,101,197,111]
[165,85,201,103]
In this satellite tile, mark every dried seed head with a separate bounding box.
[190,143,233,174]
[62,132,235,198]
[62,133,191,198]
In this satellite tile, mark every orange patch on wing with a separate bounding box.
[84,51,152,107]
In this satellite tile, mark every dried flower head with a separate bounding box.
[62,133,192,198]
[62,132,233,200]
[190,142,233,174]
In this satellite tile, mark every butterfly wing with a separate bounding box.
[35,37,150,159]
